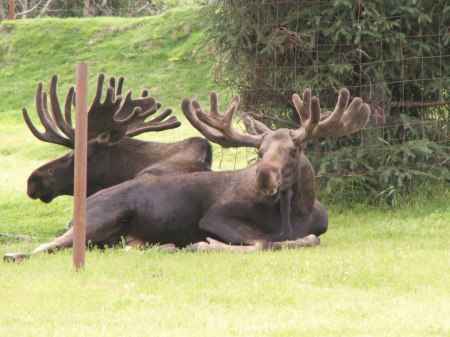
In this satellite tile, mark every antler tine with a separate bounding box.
[241,113,272,135]
[183,92,263,148]
[22,82,74,148]
[40,91,56,129]
[108,75,125,99]
[292,89,321,139]
[64,86,75,127]
[116,76,124,97]
[181,97,226,145]
[125,107,181,137]
[49,75,75,139]
[85,73,124,140]
[293,88,370,142]
[92,73,106,106]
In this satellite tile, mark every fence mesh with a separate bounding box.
[207,0,449,202]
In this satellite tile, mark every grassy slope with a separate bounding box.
[0,7,449,337]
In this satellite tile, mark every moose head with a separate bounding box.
[184,88,369,194]
[24,73,182,203]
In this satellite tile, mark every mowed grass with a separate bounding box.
[0,197,448,337]
[1,7,449,337]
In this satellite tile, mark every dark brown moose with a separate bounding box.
[25,74,212,203]
[4,88,370,262]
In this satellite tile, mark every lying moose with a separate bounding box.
[4,88,369,261]
[24,73,212,203]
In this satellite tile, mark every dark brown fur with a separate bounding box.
[27,136,212,203]
[9,129,327,257]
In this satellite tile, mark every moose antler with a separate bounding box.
[23,74,180,149]
[292,88,370,142]
[22,80,74,148]
[181,92,263,148]
[182,89,369,149]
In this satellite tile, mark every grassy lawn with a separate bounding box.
[1,197,448,337]
[1,7,449,337]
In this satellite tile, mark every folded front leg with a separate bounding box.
[186,237,265,252]
[270,234,320,250]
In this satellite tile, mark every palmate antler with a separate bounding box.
[23,74,180,149]
[291,88,371,142]
[181,92,262,148]
[182,89,370,148]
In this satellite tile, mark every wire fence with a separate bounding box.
[207,0,449,202]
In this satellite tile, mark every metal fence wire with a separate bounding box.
[205,0,449,202]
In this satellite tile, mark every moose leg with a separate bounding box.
[186,237,265,252]
[3,208,130,263]
[270,234,321,249]
[123,236,175,253]
[187,211,271,252]
[124,235,146,251]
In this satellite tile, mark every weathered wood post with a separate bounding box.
[9,0,15,20]
[73,62,88,271]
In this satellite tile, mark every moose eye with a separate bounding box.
[290,149,297,157]
[48,168,55,176]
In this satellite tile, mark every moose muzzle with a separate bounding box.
[255,162,281,196]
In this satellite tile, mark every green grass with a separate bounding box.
[0,7,219,110]
[0,197,448,337]
[0,7,449,337]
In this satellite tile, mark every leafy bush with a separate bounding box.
[206,0,449,205]
[310,119,449,206]
[206,0,449,121]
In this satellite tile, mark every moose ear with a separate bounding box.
[96,129,126,146]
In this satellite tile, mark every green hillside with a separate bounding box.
[0,6,218,115]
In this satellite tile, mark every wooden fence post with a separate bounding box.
[73,62,88,271]
[9,0,15,20]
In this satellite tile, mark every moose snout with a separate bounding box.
[27,176,55,203]
[27,179,40,199]
[255,165,280,196]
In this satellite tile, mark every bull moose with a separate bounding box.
[4,88,370,262]
[24,73,212,203]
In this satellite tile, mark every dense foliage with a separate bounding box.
[206,0,449,204]
[207,0,449,118]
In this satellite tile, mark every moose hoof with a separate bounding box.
[185,241,210,252]
[3,253,30,263]
[302,234,321,246]
[155,243,176,253]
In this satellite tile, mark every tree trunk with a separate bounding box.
[22,0,27,19]
[38,0,53,17]
[0,1,6,20]
[84,0,90,17]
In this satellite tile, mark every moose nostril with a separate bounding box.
[27,181,40,198]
